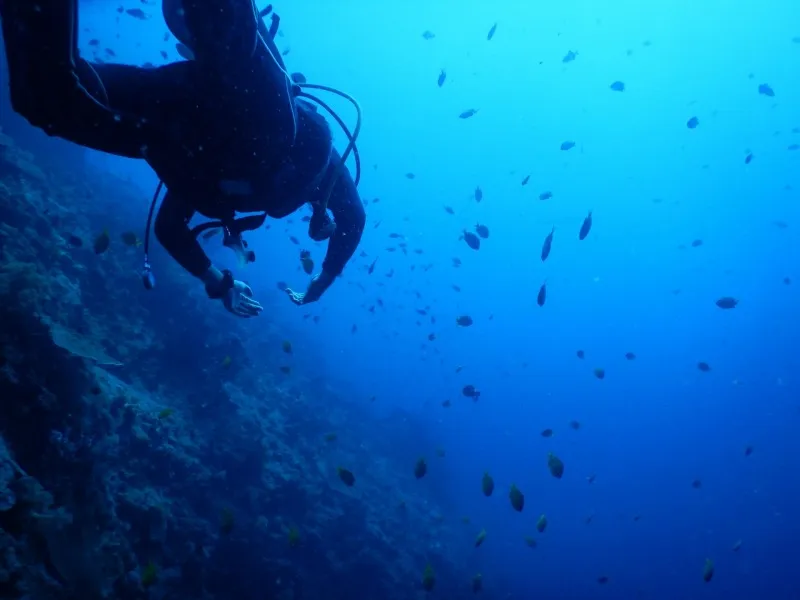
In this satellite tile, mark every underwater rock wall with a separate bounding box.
[0,131,476,599]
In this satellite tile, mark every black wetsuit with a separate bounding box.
[0,0,365,278]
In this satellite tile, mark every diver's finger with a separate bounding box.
[234,303,256,317]
[242,296,263,310]
[232,307,251,318]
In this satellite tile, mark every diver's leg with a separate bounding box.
[0,0,150,158]
[91,62,194,119]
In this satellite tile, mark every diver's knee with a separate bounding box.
[8,78,51,131]
[9,75,72,136]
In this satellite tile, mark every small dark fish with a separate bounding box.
[368,258,378,274]
[475,223,489,239]
[597,576,609,585]
[120,231,141,247]
[744,153,753,164]
[452,257,462,267]
[540,428,553,438]
[462,231,481,250]
[299,250,314,274]
[509,484,524,511]
[715,296,738,309]
[291,72,307,84]
[697,361,711,372]
[281,47,291,56]
[569,420,581,430]
[788,144,800,151]
[576,350,585,359]
[456,315,473,327]
[459,109,479,119]
[444,205,455,215]
[744,445,754,456]
[593,368,605,379]
[67,234,83,248]
[437,69,446,87]
[422,30,435,40]
[142,61,155,68]
[610,81,625,92]
[405,172,415,179]
[625,352,636,360]
[562,50,577,63]
[175,42,194,60]
[158,50,167,60]
[462,385,480,399]
[474,186,483,202]
[276,280,288,291]
[521,175,530,186]
[691,239,703,247]
[125,8,148,19]
[703,559,714,583]
[88,39,100,47]
[687,116,699,129]
[579,211,593,240]
[487,23,497,41]
[93,230,111,254]
[414,457,427,479]
[104,47,116,57]
[758,83,775,97]
[536,282,547,307]
[337,467,356,487]
[539,191,552,201]
[692,479,702,489]
[560,140,575,151]
[547,453,564,479]
[451,284,461,292]
[541,227,554,261]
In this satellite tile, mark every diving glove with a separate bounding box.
[205,268,262,318]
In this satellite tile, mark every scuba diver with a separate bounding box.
[0,0,365,318]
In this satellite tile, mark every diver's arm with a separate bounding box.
[153,192,213,279]
[322,168,366,278]
[180,0,259,62]
[0,0,149,158]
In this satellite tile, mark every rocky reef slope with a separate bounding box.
[0,132,474,600]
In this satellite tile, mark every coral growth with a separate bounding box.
[0,132,473,599]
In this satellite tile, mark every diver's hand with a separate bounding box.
[223,279,263,318]
[204,267,262,318]
[286,270,335,306]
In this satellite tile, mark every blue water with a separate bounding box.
[4,0,800,598]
